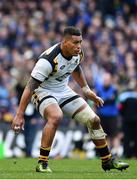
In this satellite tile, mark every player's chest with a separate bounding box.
[56,57,80,75]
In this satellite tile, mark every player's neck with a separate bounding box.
[60,43,72,60]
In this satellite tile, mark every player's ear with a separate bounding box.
[63,38,68,45]
[62,37,66,42]
[63,34,71,42]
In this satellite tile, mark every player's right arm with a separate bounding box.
[12,77,42,132]
[16,77,41,115]
[12,58,52,132]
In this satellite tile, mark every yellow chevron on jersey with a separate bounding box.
[53,57,58,72]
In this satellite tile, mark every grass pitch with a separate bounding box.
[0,158,136,179]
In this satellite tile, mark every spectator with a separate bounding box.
[95,72,119,150]
[0,0,137,158]
[118,79,137,158]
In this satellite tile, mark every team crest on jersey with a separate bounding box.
[60,65,65,70]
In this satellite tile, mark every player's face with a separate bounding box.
[66,35,82,56]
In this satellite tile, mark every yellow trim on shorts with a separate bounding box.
[32,93,40,105]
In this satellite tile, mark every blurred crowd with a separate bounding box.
[0,0,137,158]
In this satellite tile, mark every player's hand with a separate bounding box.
[11,114,25,133]
[93,96,104,107]
[83,88,104,107]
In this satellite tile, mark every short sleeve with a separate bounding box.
[31,58,52,82]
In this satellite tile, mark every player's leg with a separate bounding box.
[32,92,63,173]
[61,96,110,160]
[72,103,112,164]
[62,96,129,171]
[88,115,129,171]
[36,103,63,173]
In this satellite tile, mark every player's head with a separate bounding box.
[103,72,112,87]
[61,26,82,56]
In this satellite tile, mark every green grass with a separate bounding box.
[0,158,136,179]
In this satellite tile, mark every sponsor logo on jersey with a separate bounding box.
[60,65,65,70]
[75,59,78,64]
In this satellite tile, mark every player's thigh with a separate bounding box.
[43,103,63,121]
[61,96,96,123]
[31,91,63,120]
[60,96,86,116]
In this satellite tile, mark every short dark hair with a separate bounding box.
[63,26,82,36]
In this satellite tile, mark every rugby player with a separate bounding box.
[12,26,129,173]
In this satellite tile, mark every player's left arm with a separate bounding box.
[72,65,104,107]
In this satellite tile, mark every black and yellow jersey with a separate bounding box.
[31,43,84,91]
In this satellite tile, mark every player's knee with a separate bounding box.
[73,105,96,125]
[87,116,106,140]
[92,115,101,128]
[46,112,63,128]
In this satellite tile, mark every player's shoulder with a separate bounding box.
[38,43,61,72]
[39,43,61,60]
